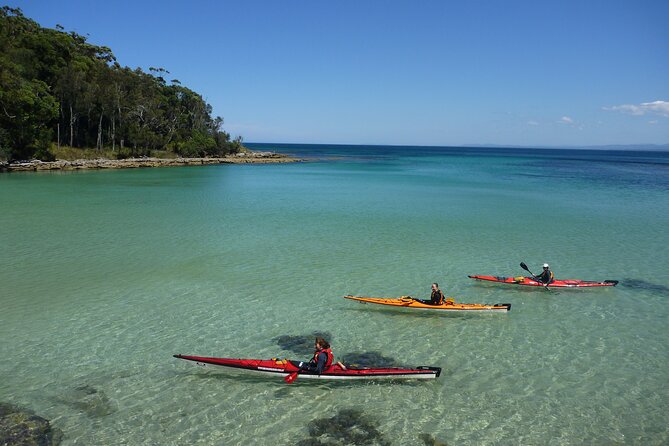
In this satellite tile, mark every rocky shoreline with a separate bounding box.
[0,151,300,173]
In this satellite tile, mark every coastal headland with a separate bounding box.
[0,151,300,173]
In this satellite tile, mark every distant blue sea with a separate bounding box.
[248,142,669,162]
[249,142,669,190]
[1,143,668,444]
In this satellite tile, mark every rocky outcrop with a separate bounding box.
[1,152,300,172]
[0,402,62,445]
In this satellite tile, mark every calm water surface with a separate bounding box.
[1,145,668,445]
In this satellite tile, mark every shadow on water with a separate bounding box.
[340,351,404,368]
[621,278,669,295]
[273,332,333,356]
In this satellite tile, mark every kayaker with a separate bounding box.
[298,337,335,374]
[534,263,554,285]
[416,283,445,305]
[430,283,446,305]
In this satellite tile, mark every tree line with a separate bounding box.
[0,6,242,161]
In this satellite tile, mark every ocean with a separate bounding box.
[1,144,668,445]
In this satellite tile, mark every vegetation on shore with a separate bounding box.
[0,6,243,162]
[47,144,254,161]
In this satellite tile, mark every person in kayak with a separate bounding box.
[430,283,446,305]
[534,263,554,285]
[415,283,445,305]
[297,337,336,374]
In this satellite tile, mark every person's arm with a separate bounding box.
[298,356,316,371]
[299,352,328,373]
[315,352,328,374]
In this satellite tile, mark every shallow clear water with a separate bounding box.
[1,146,668,445]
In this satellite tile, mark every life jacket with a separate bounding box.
[537,270,554,283]
[313,348,334,370]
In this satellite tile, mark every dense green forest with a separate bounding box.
[0,6,242,162]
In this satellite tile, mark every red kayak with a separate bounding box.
[468,275,619,288]
[173,354,441,380]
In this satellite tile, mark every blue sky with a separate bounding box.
[10,0,669,147]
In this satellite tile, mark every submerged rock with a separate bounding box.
[57,385,116,418]
[273,332,333,356]
[297,408,390,446]
[0,402,62,445]
[419,433,448,446]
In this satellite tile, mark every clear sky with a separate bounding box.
[9,0,669,147]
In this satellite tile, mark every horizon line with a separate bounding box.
[246,142,669,152]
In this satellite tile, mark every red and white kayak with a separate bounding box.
[468,275,619,288]
[173,354,441,380]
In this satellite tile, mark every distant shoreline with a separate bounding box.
[0,151,301,173]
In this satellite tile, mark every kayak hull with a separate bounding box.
[343,295,511,312]
[173,355,441,380]
[468,275,618,288]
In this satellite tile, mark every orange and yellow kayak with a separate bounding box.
[343,295,511,313]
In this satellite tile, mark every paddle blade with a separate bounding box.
[284,372,299,384]
[520,262,529,271]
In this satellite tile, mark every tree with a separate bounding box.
[0,6,242,160]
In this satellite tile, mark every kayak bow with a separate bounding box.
[173,354,441,380]
[468,275,619,288]
[343,295,511,312]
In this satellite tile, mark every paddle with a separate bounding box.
[284,371,299,384]
[519,262,535,277]
[520,262,551,290]
[284,359,309,384]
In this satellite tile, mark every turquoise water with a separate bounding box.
[1,146,668,445]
